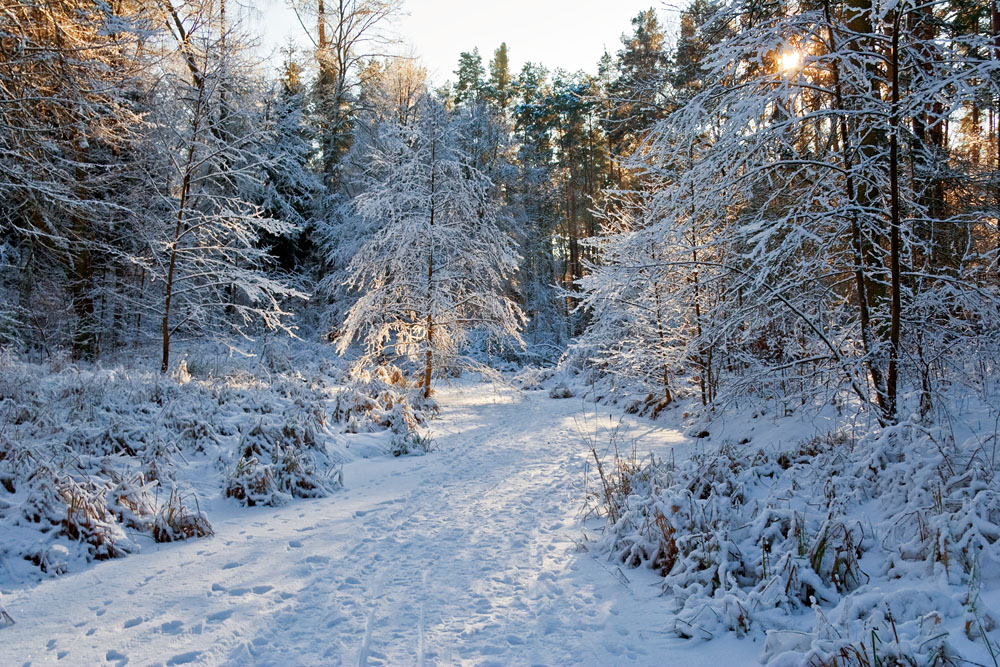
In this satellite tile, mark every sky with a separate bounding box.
[257,0,677,84]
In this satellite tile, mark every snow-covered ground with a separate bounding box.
[1,379,758,666]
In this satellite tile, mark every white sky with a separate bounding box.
[255,0,676,84]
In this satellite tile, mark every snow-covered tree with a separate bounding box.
[336,93,525,396]
[580,0,1000,421]
[0,0,157,358]
[146,0,305,372]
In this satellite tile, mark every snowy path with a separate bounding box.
[3,382,757,666]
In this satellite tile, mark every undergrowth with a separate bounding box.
[587,416,1000,664]
[0,342,433,580]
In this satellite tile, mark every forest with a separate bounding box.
[1,0,1000,664]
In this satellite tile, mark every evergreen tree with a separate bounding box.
[257,49,324,274]
[486,42,513,111]
[454,48,486,105]
[605,8,671,177]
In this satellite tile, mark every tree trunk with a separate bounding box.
[887,12,902,420]
[993,0,1000,273]
[822,0,888,420]
[162,115,200,374]
[423,127,437,399]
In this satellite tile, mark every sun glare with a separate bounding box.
[779,49,801,74]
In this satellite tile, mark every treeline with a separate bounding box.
[578,0,1000,423]
[2,0,998,422]
[0,0,669,372]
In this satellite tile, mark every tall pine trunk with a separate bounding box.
[423,129,437,398]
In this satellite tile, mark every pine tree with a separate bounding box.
[256,49,324,274]
[486,43,513,111]
[454,49,485,106]
[605,8,671,173]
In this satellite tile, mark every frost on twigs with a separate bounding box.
[590,421,1000,662]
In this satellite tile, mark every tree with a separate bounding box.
[604,8,671,178]
[0,0,156,359]
[486,42,513,111]
[150,0,304,373]
[580,0,1000,422]
[454,48,485,106]
[255,48,325,274]
[291,0,400,189]
[337,94,525,397]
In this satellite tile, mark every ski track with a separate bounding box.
[2,381,757,666]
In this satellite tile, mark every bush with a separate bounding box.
[389,431,434,457]
[225,413,342,507]
[588,419,1000,654]
[152,489,213,542]
[332,367,436,435]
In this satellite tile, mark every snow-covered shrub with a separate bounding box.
[1,436,214,579]
[511,366,554,391]
[624,392,675,419]
[590,419,1000,656]
[15,466,141,571]
[0,339,374,580]
[389,431,434,457]
[549,384,574,399]
[152,489,213,542]
[332,366,436,435]
[225,413,341,507]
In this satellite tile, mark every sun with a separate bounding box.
[779,49,801,74]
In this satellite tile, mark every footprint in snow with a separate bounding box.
[166,651,200,665]
[207,609,233,623]
[105,649,128,665]
[304,555,330,565]
[252,585,273,595]
[222,561,241,570]
[160,620,184,634]
[123,617,143,629]
[287,540,304,549]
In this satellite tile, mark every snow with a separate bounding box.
[1,378,759,665]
